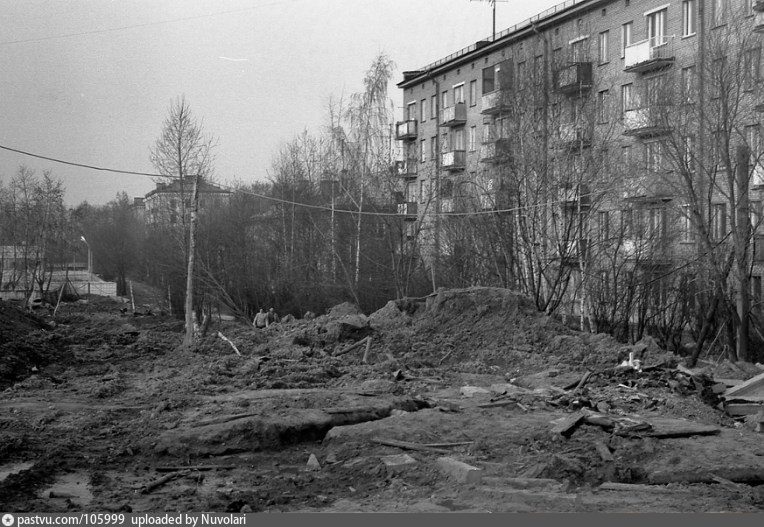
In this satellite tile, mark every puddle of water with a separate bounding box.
[0,461,35,482]
[40,472,93,505]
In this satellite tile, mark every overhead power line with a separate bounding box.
[0,140,625,218]
[0,0,300,47]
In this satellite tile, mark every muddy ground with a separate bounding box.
[1,287,763,512]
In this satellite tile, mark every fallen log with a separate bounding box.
[155,465,236,473]
[597,482,677,494]
[362,336,373,364]
[334,336,370,357]
[649,467,764,485]
[372,437,451,455]
[217,332,241,356]
[140,470,190,494]
[550,411,586,437]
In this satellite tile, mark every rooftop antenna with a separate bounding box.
[471,0,509,41]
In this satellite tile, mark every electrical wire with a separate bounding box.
[0,0,301,47]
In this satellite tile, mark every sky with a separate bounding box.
[0,0,560,207]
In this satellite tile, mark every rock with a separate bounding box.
[489,383,531,396]
[306,453,321,471]
[328,302,363,318]
[390,409,408,417]
[381,453,417,473]
[239,505,252,513]
[460,386,491,398]
[369,300,406,329]
[436,457,483,484]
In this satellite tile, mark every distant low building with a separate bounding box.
[139,178,232,225]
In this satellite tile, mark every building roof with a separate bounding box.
[144,179,232,199]
[398,0,600,88]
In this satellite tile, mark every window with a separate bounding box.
[516,61,526,88]
[534,56,543,86]
[431,95,437,120]
[571,38,587,62]
[597,210,610,241]
[621,209,634,238]
[482,65,496,94]
[682,0,697,36]
[453,129,465,151]
[418,180,424,204]
[681,66,696,103]
[681,205,694,242]
[469,126,476,152]
[454,83,465,104]
[645,141,663,172]
[597,89,610,123]
[712,0,727,26]
[713,130,727,168]
[598,31,609,63]
[744,47,761,91]
[752,276,762,313]
[621,83,634,114]
[684,135,696,172]
[711,56,727,99]
[621,22,632,58]
[469,80,477,106]
[420,99,427,122]
[751,200,763,231]
[747,125,763,184]
[441,132,449,153]
[647,8,668,46]
[420,139,426,162]
[711,203,727,240]
[406,102,416,121]
[646,74,668,106]
[647,207,666,243]
[430,136,437,160]
[441,90,449,109]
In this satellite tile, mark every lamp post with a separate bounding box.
[80,235,92,283]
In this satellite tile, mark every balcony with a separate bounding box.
[624,36,675,74]
[397,201,418,221]
[481,91,511,115]
[395,120,417,141]
[554,239,589,266]
[440,103,467,127]
[395,159,418,179]
[559,184,591,208]
[480,138,513,163]
[555,62,593,96]
[755,1,764,33]
[623,238,672,266]
[558,123,592,150]
[442,150,466,171]
[621,175,673,202]
[622,107,672,138]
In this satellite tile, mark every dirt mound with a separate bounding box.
[0,302,62,388]
[327,302,363,318]
[382,287,639,374]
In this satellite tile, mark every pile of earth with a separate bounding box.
[0,301,64,388]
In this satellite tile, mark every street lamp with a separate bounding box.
[80,235,92,283]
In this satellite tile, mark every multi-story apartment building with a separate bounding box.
[136,179,231,225]
[396,0,764,333]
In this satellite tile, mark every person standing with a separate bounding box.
[253,308,268,329]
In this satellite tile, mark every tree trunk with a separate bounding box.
[735,145,751,362]
[183,174,200,347]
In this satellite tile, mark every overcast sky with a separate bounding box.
[0,0,560,206]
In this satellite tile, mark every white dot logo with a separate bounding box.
[2,514,14,527]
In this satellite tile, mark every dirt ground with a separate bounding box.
[1,287,763,513]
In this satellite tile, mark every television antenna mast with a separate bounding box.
[471,0,509,41]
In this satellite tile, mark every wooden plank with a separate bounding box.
[550,411,585,437]
[646,418,719,438]
[372,437,451,455]
[724,371,764,399]
[597,482,677,494]
[724,402,764,416]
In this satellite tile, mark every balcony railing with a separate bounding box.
[623,238,672,265]
[555,62,593,95]
[624,36,675,73]
[440,103,467,127]
[480,138,512,163]
[395,120,417,141]
[442,150,466,171]
[621,175,673,201]
[481,91,510,115]
[395,159,418,179]
[622,107,672,138]
[559,184,591,208]
[558,123,592,149]
[397,201,418,220]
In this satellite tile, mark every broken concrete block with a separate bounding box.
[381,453,417,473]
[436,456,483,484]
[460,386,491,398]
[306,453,321,471]
[489,383,530,396]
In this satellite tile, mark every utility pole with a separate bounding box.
[183,173,200,347]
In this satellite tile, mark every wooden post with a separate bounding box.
[736,146,751,362]
[129,281,136,313]
[183,174,200,347]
